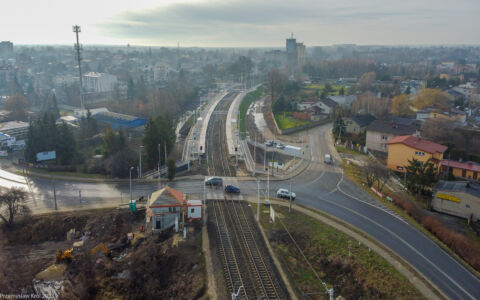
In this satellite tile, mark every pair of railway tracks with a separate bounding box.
[205,92,236,177]
[211,199,286,299]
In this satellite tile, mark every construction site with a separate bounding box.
[0,208,206,299]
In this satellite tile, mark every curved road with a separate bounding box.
[0,119,479,297]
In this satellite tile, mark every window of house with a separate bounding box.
[191,208,194,213]
[466,204,470,208]
[415,151,425,156]
[381,135,388,140]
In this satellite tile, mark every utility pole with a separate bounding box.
[129,166,134,203]
[253,132,256,176]
[138,146,143,178]
[289,152,296,213]
[53,182,57,210]
[158,143,161,178]
[73,25,84,110]
[256,179,260,221]
[164,142,168,166]
[267,167,270,205]
[79,190,82,205]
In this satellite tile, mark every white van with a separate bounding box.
[324,154,332,164]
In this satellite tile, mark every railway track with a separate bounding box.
[205,92,237,177]
[211,199,288,299]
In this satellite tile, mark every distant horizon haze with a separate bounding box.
[1,0,479,47]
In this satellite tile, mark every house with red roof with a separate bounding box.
[386,135,447,174]
[146,186,185,232]
[442,160,480,181]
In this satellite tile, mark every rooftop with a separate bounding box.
[442,160,480,172]
[149,186,184,208]
[96,111,142,122]
[319,98,338,108]
[346,114,376,127]
[367,119,418,135]
[435,180,480,198]
[387,135,447,154]
[0,121,29,130]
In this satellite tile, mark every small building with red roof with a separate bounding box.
[442,160,480,181]
[146,186,185,232]
[386,135,447,174]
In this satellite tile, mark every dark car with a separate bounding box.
[225,185,241,193]
[205,177,223,186]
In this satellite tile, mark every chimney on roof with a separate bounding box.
[468,161,473,166]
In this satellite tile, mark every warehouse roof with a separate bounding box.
[435,180,480,198]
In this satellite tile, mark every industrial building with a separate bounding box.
[83,72,117,93]
[0,121,29,140]
[433,181,480,221]
[93,110,146,130]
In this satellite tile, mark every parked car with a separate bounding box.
[276,188,296,200]
[324,154,332,164]
[225,185,241,193]
[205,177,223,186]
[265,141,274,147]
[276,143,285,149]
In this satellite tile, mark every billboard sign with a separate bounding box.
[36,151,56,162]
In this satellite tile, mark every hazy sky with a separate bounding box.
[2,0,479,47]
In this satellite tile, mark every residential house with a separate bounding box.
[293,111,312,121]
[416,108,467,125]
[147,186,185,232]
[343,114,376,134]
[432,181,480,221]
[328,95,357,107]
[297,101,315,111]
[442,160,480,181]
[317,98,338,115]
[386,135,447,174]
[366,118,420,153]
[429,110,466,125]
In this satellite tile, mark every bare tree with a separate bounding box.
[362,160,391,193]
[0,188,30,226]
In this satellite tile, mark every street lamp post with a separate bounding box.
[139,146,143,178]
[158,143,161,177]
[256,178,260,221]
[129,166,134,203]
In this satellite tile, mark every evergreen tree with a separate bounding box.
[56,122,76,165]
[51,93,60,119]
[127,77,135,101]
[103,126,117,157]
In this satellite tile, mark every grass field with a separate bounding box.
[304,84,347,96]
[274,113,310,130]
[256,203,425,299]
[239,86,263,138]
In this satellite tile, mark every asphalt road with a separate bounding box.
[0,125,479,298]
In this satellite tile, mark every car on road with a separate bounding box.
[265,140,274,147]
[324,154,332,164]
[276,143,285,149]
[224,185,240,193]
[276,188,296,200]
[204,177,223,186]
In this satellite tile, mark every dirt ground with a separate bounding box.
[0,209,206,300]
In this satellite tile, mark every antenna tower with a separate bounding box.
[73,25,85,109]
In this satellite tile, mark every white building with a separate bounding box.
[83,72,117,93]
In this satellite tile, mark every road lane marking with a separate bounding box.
[309,191,477,300]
